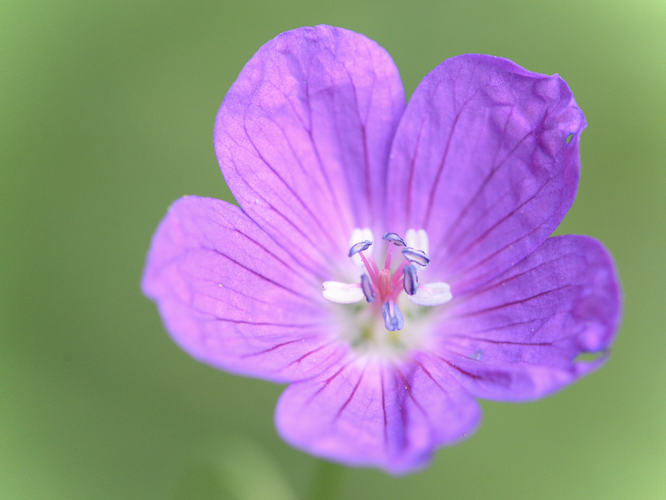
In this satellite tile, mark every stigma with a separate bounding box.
[322,229,452,331]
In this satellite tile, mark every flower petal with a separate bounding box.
[214,26,405,275]
[275,355,481,473]
[433,235,621,401]
[387,55,585,290]
[142,196,347,382]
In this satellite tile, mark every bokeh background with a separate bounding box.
[2,0,664,498]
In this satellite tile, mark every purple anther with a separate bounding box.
[381,301,405,331]
[402,247,430,267]
[348,240,372,257]
[360,274,375,303]
[403,264,418,295]
[382,232,406,247]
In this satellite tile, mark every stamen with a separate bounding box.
[359,251,379,282]
[360,274,375,303]
[389,261,407,291]
[402,247,430,267]
[322,281,364,304]
[348,240,372,257]
[349,228,373,246]
[349,228,373,267]
[405,229,429,255]
[408,282,452,306]
[403,264,418,295]
[383,232,406,247]
[327,228,449,335]
[381,300,405,331]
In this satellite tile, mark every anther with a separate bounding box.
[405,229,429,255]
[348,240,372,257]
[402,247,430,267]
[360,274,375,303]
[403,264,418,295]
[383,232,406,247]
[381,300,404,331]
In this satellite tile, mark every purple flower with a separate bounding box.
[142,26,621,473]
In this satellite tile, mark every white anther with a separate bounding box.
[322,281,364,304]
[349,228,374,266]
[408,282,452,307]
[405,229,429,256]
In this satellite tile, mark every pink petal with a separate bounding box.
[142,196,347,382]
[434,235,621,401]
[214,26,405,275]
[387,54,585,290]
[276,355,480,473]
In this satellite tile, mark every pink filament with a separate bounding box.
[358,243,406,302]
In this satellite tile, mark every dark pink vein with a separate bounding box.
[242,120,340,250]
[454,250,581,301]
[334,365,366,420]
[241,206,327,281]
[438,115,533,251]
[422,87,481,227]
[393,366,427,416]
[285,342,332,368]
[431,353,483,381]
[380,366,388,446]
[445,174,555,273]
[303,78,353,239]
[241,338,304,358]
[450,284,573,319]
[341,63,375,225]
[448,335,554,347]
[208,316,322,328]
[306,361,352,404]
[422,110,463,227]
[227,155,332,267]
[412,359,449,396]
[404,120,427,225]
[205,246,314,301]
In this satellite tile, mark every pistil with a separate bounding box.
[322,229,453,332]
[351,233,420,331]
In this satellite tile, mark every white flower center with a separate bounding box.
[321,228,453,357]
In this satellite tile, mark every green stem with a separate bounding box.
[307,460,345,500]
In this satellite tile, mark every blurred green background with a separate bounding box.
[2,0,664,498]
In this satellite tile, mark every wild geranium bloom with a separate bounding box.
[142,26,621,473]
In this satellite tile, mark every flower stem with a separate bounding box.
[307,460,344,500]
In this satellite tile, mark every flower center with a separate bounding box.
[322,229,452,333]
